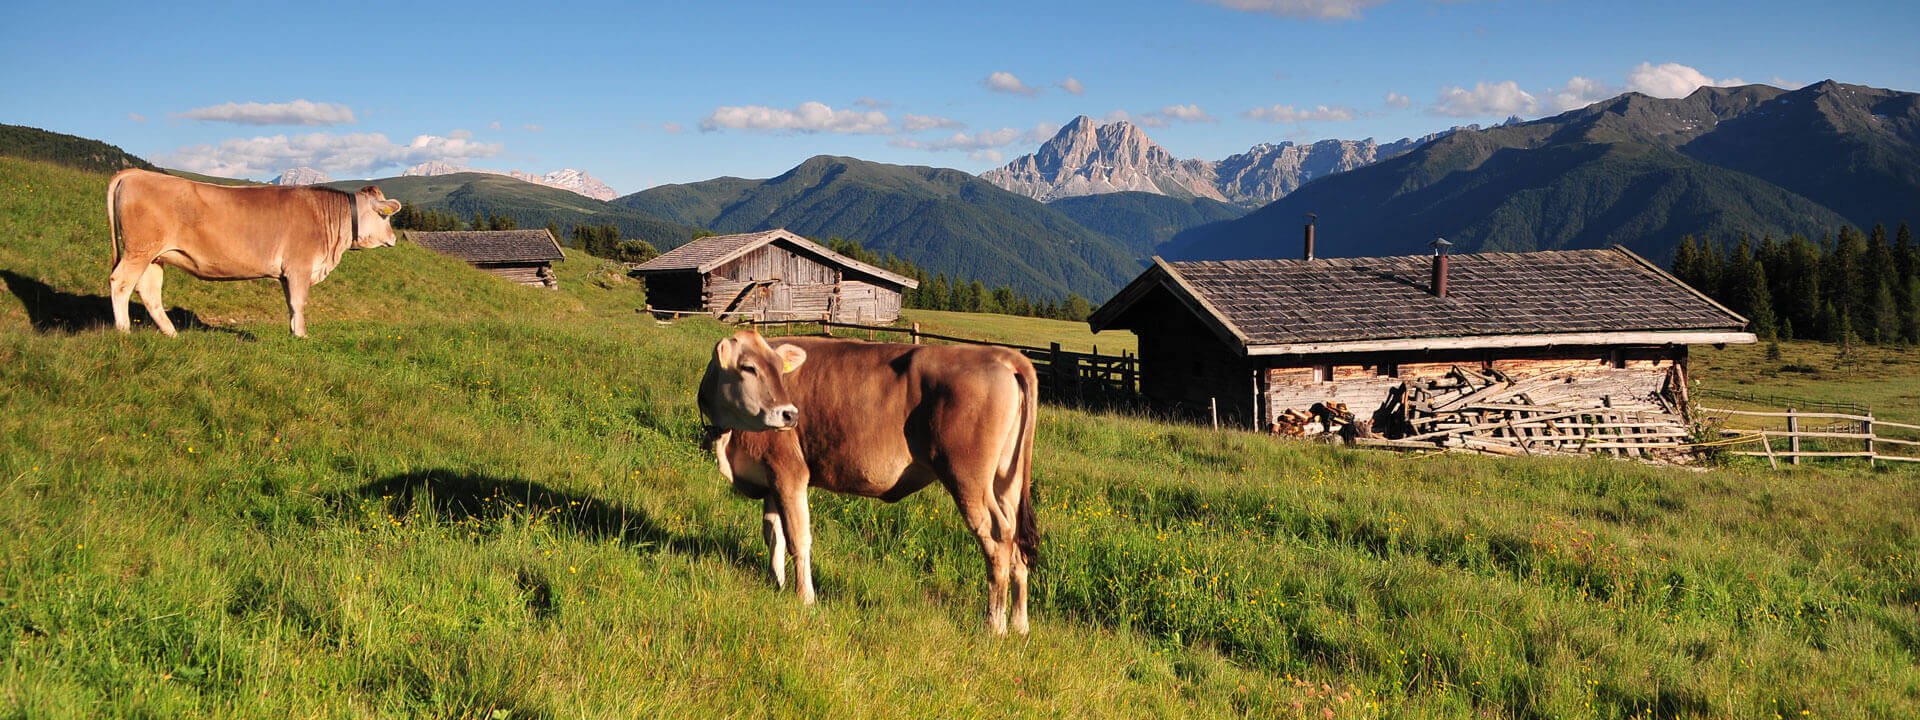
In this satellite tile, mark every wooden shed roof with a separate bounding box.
[1090,247,1754,355]
[409,230,565,264]
[631,229,918,289]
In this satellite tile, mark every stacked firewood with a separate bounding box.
[1271,401,1375,440]
[1358,365,1693,461]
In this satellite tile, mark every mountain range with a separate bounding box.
[981,116,1446,207]
[398,162,619,201]
[615,156,1146,300]
[8,79,1916,305]
[1169,81,1917,263]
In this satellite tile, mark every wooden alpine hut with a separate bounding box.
[408,229,565,289]
[1089,225,1755,456]
[632,228,918,323]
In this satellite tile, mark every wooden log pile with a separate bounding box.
[1358,366,1694,461]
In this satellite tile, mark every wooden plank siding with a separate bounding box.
[1259,345,1686,429]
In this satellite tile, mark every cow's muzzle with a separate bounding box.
[763,405,799,430]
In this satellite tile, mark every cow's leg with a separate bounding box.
[953,495,1013,635]
[135,264,176,336]
[775,481,815,604]
[280,276,311,338]
[108,258,148,333]
[762,495,788,590]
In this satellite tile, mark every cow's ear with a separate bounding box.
[774,344,807,374]
[713,336,740,371]
[375,199,402,217]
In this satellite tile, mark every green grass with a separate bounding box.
[902,308,1135,355]
[4,156,1919,718]
[1696,340,1920,422]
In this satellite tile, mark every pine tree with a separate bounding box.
[1895,222,1916,342]
[1783,234,1823,339]
[1063,293,1093,322]
[923,274,951,311]
[1746,259,1778,340]
[1671,235,1701,287]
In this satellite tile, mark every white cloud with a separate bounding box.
[1384,92,1411,109]
[1156,104,1215,123]
[1103,109,1133,124]
[163,131,502,179]
[970,150,1005,164]
[1625,62,1744,98]
[522,123,544,132]
[854,96,891,109]
[984,71,1040,97]
[1201,0,1390,21]
[1059,77,1086,95]
[902,114,965,132]
[177,99,356,126]
[699,101,892,134]
[128,112,147,123]
[1545,76,1617,112]
[1429,81,1538,117]
[891,123,1056,153]
[661,122,685,134]
[1244,103,1359,123]
[449,129,474,139]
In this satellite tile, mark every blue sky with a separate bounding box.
[4,0,1916,195]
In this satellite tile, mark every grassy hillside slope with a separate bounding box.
[3,156,1918,718]
[323,173,703,251]
[1047,192,1246,256]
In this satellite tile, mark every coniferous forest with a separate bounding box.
[1672,222,1918,344]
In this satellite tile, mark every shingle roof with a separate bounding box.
[1091,247,1751,352]
[631,228,918,289]
[409,230,564,264]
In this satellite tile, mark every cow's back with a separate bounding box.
[768,337,1031,496]
[113,170,337,279]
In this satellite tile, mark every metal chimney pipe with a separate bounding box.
[1303,213,1317,260]
[1430,237,1453,298]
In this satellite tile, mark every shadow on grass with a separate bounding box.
[0,268,252,339]
[338,469,763,572]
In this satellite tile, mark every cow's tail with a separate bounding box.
[105,171,129,266]
[1012,354,1040,569]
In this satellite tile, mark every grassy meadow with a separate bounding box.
[3,155,1919,718]
[902,308,1135,355]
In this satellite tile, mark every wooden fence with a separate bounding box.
[740,319,1141,409]
[1696,405,1920,467]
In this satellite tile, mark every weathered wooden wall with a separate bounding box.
[642,243,908,323]
[1260,345,1687,428]
[476,263,557,289]
[641,273,704,311]
[1130,292,1261,427]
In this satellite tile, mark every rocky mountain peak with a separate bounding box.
[399,162,617,201]
[984,118,1440,207]
[272,167,331,185]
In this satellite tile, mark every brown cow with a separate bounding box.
[104,169,402,337]
[699,330,1040,635]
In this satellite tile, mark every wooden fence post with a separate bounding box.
[1866,414,1877,467]
[1210,397,1219,430]
[1786,409,1800,466]
[911,322,921,345]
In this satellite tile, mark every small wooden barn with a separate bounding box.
[1089,244,1755,451]
[409,230,565,289]
[632,228,919,323]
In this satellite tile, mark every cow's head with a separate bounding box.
[698,330,806,432]
[352,185,403,249]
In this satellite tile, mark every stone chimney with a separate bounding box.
[1303,213,1317,260]
[1429,237,1453,298]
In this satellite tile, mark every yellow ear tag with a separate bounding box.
[782,356,799,373]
